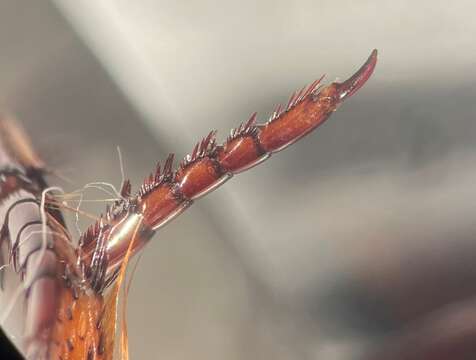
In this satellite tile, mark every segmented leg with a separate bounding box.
[0,118,116,360]
[0,118,62,359]
[78,50,378,288]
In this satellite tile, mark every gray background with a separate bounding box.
[1,1,476,359]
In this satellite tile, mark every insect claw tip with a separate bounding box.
[337,49,378,100]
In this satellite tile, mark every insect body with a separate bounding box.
[0,50,377,359]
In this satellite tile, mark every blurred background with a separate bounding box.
[1,1,476,359]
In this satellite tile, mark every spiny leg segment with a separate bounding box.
[79,50,378,291]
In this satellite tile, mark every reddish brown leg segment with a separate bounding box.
[138,50,377,229]
[79,50,378,302]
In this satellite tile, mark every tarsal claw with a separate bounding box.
[337,49,378,100]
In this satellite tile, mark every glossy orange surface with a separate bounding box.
[50,285,113,360]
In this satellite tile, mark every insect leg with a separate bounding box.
[0,118,68,359]
[139,50,378,228]
[78,51,378,292]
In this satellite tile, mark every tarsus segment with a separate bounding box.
[142,49,378,223]
[81,50,378,287]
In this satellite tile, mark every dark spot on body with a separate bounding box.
[66,307,73,321]
[66,338,74,352]
[87,346,95,360]
[98,332,105,355]
[72,286,79,300]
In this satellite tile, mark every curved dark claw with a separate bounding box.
[337,49,378,100]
